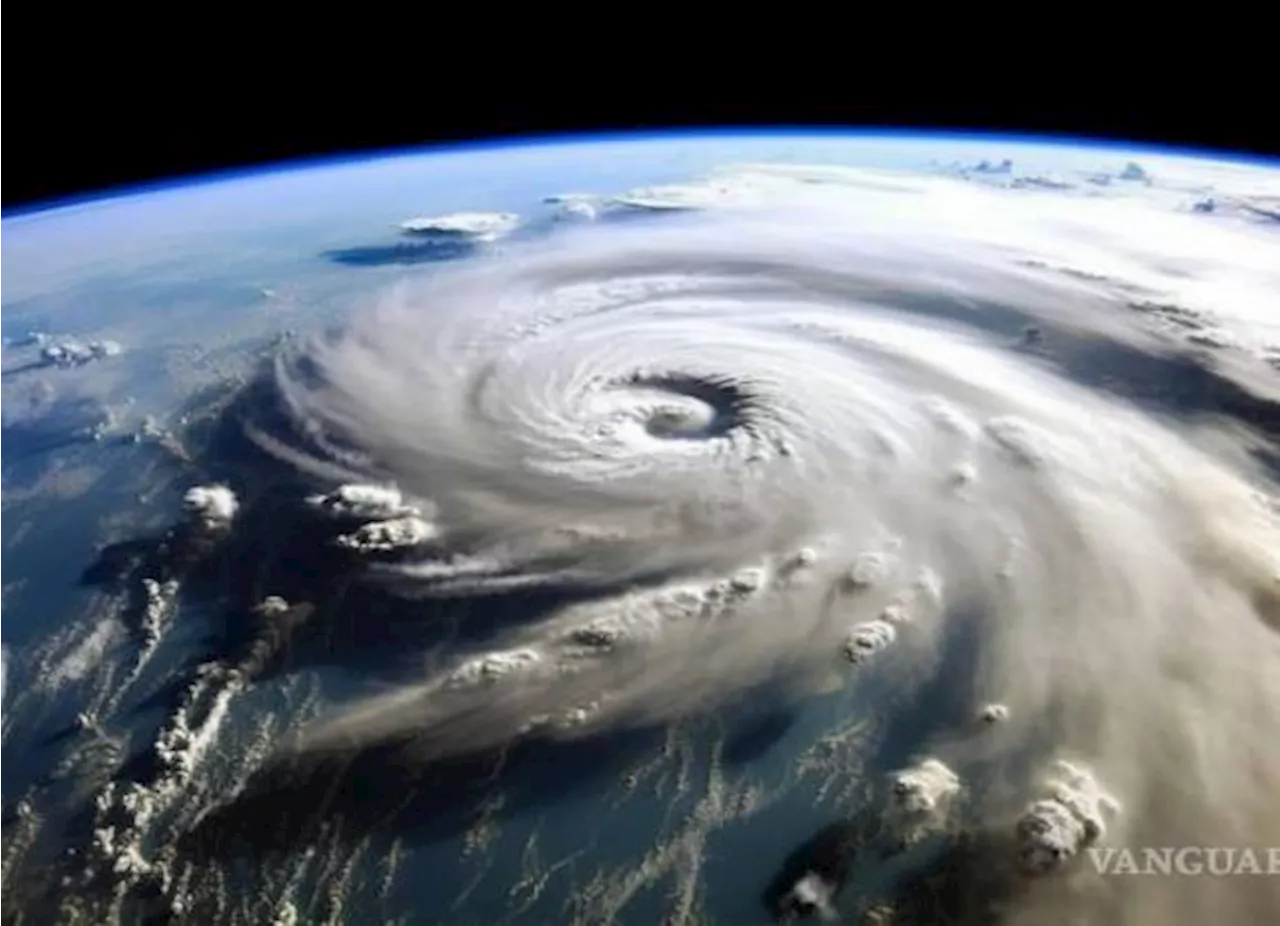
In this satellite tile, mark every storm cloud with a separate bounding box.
[258,166,1280,924]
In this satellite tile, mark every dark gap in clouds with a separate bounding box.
[174,722,664,866]
[722,707,799,766]
[762,817,869,918]
[1,397,115,461]
[323,239,482,268]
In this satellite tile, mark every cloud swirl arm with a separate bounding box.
[261,198,1280,922]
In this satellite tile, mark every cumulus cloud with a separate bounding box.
[841,620,897,665]
[884,758,961,845]
[781,871,838,920]
[38,338,122,368]
[182,485,239,530]
[545,194,601,222]
[398,211,520,241]
[978,702,1010,724]
[306,483,425,520]
[334,515,438,552]
[1015,760,1120,875]
[254,162,1280,924]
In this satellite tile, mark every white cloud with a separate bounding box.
[37,338,122,368]
[885,758,961,843]
[444,648,544,689]
[182,485,239,530]
[545,194,600,221]
[842,620,897,665]
[399,211,520,241]
[306,483,423,520]
[780,871,837,920]
[1016,760,1120,875]
[335,515,438,552]
[260,157,1280,925]
[978,702,1010,724]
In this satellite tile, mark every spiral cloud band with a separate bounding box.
[268,165,1280,921]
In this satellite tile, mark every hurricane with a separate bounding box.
[254,167,1280,923]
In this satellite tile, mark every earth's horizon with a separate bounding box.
[7,128,1280,220]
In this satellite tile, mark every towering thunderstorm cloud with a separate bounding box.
[265,168,1280,923]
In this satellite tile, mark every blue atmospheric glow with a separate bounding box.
[4,126,1277,220]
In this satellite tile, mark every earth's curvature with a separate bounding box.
[3,132,1280,926]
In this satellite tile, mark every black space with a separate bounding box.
[6,57,1279,212]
